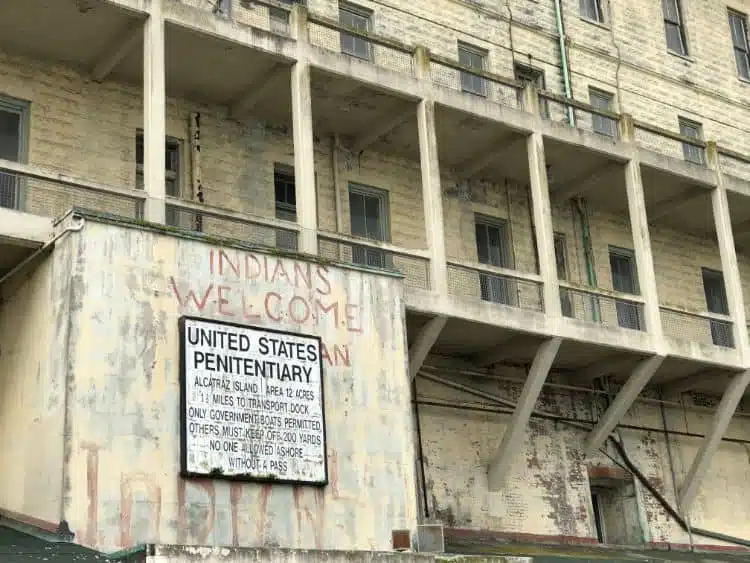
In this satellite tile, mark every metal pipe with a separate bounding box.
[552,0,575,126]
[412,378,430,519]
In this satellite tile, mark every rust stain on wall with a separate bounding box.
[81,442,100,548]
[256,483,273,544]
[230,482,243,546]
[120,472,162,548]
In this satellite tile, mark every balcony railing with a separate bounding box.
[538,90,621,140]
[165,198,300,251]
[447,260,544,312]
[429,55,522,109]
[559,283,646,332]
[178,0,294,36]
[0,159,144,220]
[660,306,735,348]
[306,13,416,77]
[633,120,707,166]
[318,232,431,290]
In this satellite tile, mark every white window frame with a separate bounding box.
[458,42,488,98]
[339,2,373,61]
[514,63,548,117]
[0,95,30,211]
[729,10,750,80]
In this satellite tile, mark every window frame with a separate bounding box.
[348,183,390,243]
[0,95,30,211]
[579,0,604,24]
[135,130,183,198]
[588,87,617,138]
[339,2,373,61]
[213,0,232,18]
[474,214,513,269]
[457,42,488,98]
[662,0,689,56]
[273,163,297,222]
[514,63,548,118]
[678,117,704,165]
[728,10,750,80]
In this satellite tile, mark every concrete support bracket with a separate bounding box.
[291,60,318,254]
[143,0,166,224]
[487,337,563,490]
[290,4,309,42]
[584,355,665,456]
[408,315,447,380]
[679,369,750,512]
[522,83,540,116]
[413,45,431,81]
[417,99,448,295]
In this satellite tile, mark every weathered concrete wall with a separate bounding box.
[416,363,750,548]
[59,217,417,553]
[147,545,513,563]
[0,235,74,525]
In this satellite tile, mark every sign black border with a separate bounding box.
[178,315,328,487]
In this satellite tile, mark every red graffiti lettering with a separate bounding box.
[169,277,213,312]
[288,295,311,324]
[217,285,234,317]
[264,292,282,321]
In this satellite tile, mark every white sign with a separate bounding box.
[179,316,327,484]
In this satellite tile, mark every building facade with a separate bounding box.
[2,0,750,557]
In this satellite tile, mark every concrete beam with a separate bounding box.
[551,162,619,202]
[351,107,413,153]
[647,187,706,221]
[584,355,665,456]
[679,369,750,512]
[473,335,541,367]
[662,369,727,395]
[457,135,520,180]
[91,20,142,82]
[487,337,562,490]
[408,316,447,380]
[230,64,287,118]
[571,353,639,384]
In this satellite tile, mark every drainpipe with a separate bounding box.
[574,197,601,322]
[553,0,575,126]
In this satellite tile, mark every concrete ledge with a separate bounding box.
[0,207,52,247]
[638,149,717,187]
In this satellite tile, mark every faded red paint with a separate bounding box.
[327,450,354,501]
[120,472,162,548]
[230,483,243,546]
[80,442,100,548]
[176,479,216,545]
[256,484,273,544]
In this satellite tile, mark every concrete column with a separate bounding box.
[417,99,448,295]
[413,45,430,81]
[620,115,664,344]
[291,60,318,254]
[143,0,166,223]
[408,315,447,380]
[290,3,308,42]
[526,129,562,318]
[679,369,750,512]
[487,337,562,490]
[707,142,748,355]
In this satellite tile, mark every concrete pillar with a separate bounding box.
[290,3,308,42]
[707,142,748,355]
[417,99,448,294]
[619,115,664,344]
[487,337,562,490]
[291,60,318,254]
[679,369,750,512]
[413,45,430,81]
[525,132,562,317]
[143,0,166,223]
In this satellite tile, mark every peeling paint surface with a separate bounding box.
[57,221,416,552]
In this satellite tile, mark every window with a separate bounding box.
[609,247,641,330]
[554,233,574,318]
[591,489,606,543]
[662,0,688,56]
[0,96,29,210]
[589,88,616,137]
[213,0,231,17]
[729,11,750,80]
[475,215,517,306]
[274,164,298,251]
[339,3,372,61]
[702,268,733,347]
[135,132,182,226]
[458,43,488,97]
[514,64,548,117]
[348,184,390,269]
[678,117,704,165]
[580,0,603,23]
